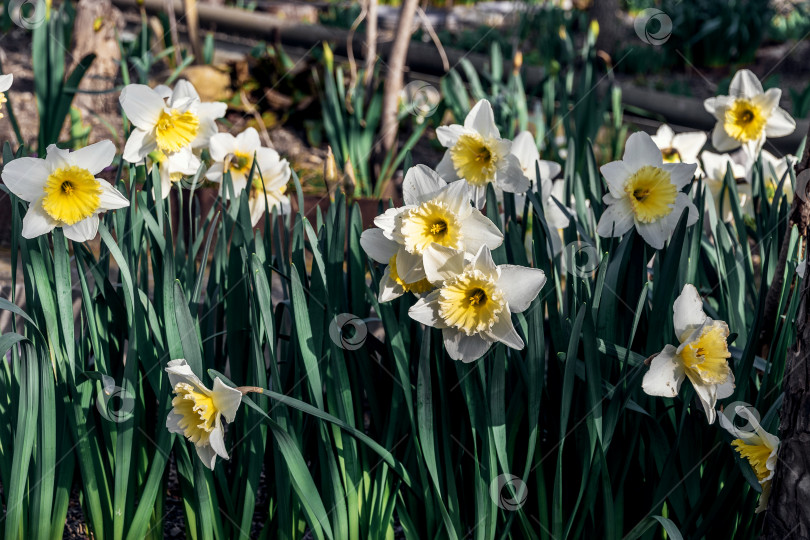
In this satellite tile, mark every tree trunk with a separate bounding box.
[71,0,123,114]
[761,124,810,539]
[375,0,419,174]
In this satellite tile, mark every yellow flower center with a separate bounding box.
[388,254,433,294]
[226,151,253,177]
[438,270,505,335]
[42,165,102,225]
[681,324,731,384]
[172,382,218,445]
[724,99,767,143]
[450,133,499,187]
[661,147,681,163]
[400,200,462,254]
[154,109,200,153]
[731,439,773,483]
[624,165,677,223]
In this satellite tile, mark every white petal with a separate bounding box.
[45,144,71,170]
[596,197,635,238]
[635,217,673,250]
[2,157,49,201]
[211,378,242,423]
[360,228,398,264]
[496,155,531,194]
[123,128,158,163]
[208,421,229,461]
[460,209,503,253]
[544,195,570,229]
[21,198,57,238]
[374,206,407,236]
[470,245,498,276]
[623,132,663,171]
[662,161,697,190]
[403,165,447,206]
[485,311,523,349]
[409,291,444,328]
[711,125,741,152]
[62,215,100,242]
[422,243,466,284]
[436,125,467,148]
[165,358,208,392]
[0,73,13,92]
[195,441,219,470]
[69,140,116,175]
[436,151,460,181]
[166,410,185,434]
[235,127,261,153]
[671,131,707,163]
[600,160,632,199]
[97,180,130,211]
[443,328,492,362]
[378,266,405,303]
[691,378,718,424]
[168,80,201,111]
[764,106,796,138]
[208,132,237,162]
[641,345,684,398]
[464,99,499,139]
[651,124,675,147]
[729,69,763,98]
[673,284,707,342]
[119,84,164,130]
[153,85,172,100]
[395,248,425,284]
[496,266,546,312]
[510,131,540,175]
[434,179,471,216]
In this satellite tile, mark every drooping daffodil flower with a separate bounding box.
[510,131,569,226]
[206,127,287,198]
[165,359,243,470]
[148,146,202,200]
[436,99,527,206]
[650,124,707,172]
[1,141,130,241]
[718,404,779,513]
[700,150,752,223]
[408,244,545,362]
[642,284,735,424]
[704,69,795,159]
[120,80,226,164]
[360,165,503,302]
[597,131,698,249]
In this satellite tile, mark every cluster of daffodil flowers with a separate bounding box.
[641,284,780,511]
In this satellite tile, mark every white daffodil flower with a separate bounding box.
[650,124,707,173]
[0,73,13,119]
[1,141,129,241]
[597,132,698,249]
[165,359,243,470]
[149,146,202,200]
[206,127,287,199]
[700,150,752,223]
[718,405,779,513]
[757,150,795,204]
[642,284,735,424]
[435,99,527,206]
[408,244,545,362]
[246,152,291,228]
[360,165,504,302]
[704,69,795,158]
[120,80,226,164]
[510,131,569,228]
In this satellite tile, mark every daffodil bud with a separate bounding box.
[342,157,356,198]
[512,51,523,76]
